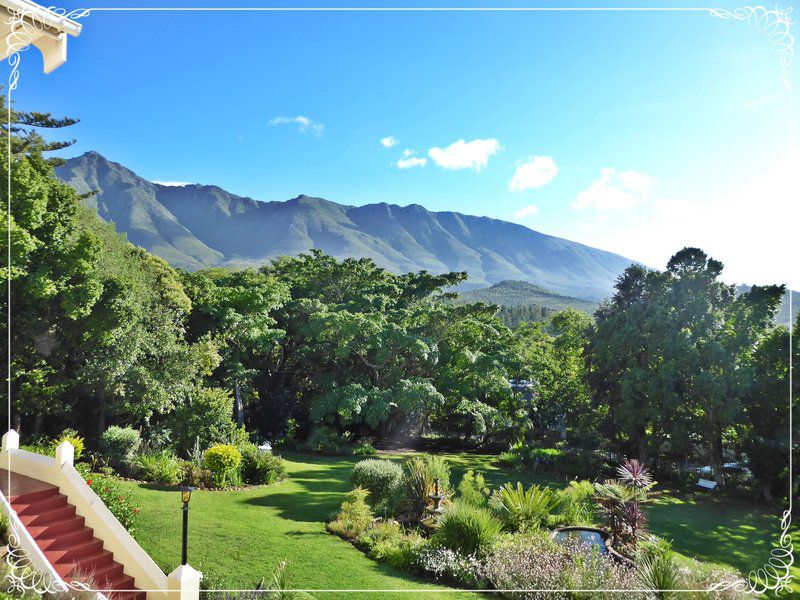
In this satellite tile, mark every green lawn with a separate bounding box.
[119,451,796,597]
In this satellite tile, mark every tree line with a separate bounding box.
[2,98,795,503]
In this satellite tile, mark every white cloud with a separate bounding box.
[381,136,398,148]
[152,180,191,187]
[573,168,655,211]
[269,115,324,136]
[395,149,426,169]
[569,151,800,289]
[508,156,559,192]
[428,138,501,172]
[513,204,540,219]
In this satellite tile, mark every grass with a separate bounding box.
[118,453,475,600]
[119,450,797,597]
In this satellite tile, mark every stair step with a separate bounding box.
[9,487,59,504]
[19,505,76,526]
[104,574,136,592]
[26,515,86,538]
[37,526,94,550]
[113,592,146,600]
[88,561,125,586]
[44,538,105,565]
[73,548,114,571]
[13,493,68,515]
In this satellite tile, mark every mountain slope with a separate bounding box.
[57,151,638,300]
[458,280,598,312]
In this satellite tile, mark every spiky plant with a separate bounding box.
[637,545,680,599]
[491,482,562,532]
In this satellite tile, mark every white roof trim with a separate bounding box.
[1,0,83,73]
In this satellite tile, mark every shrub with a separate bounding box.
[100,426,141,472]
[352,440,377,456]
[240,444,287,485]
[490,482,561,532]
[358,520,428,571]
[484,534,640,600]
[637,540,680,599]
[180,461,214,488]
[52,429,84,460]
[0,511,8,545]
[413,546,485,588]
[86,476,139,533]
[496,444,606,479]
[433,501,502,557]
[553,480,597,527]
[136,450,183,485]
[305,425,351,455]
[165,387,238,456]
[351,459,404,513]
[327,487,374,540]
[400,454,451,521]
[203,444,243,488]
[457,470,489,507]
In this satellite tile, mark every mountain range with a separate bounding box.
[57,151,639,301]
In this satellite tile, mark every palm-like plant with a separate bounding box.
[637,545,680,599]
[594,459,655,553]
[492,482,562,532]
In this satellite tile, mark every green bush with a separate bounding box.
[52,429,84,460]
[203,444,243,488]
[554,480,597,526]
[457,470,490,507]
[352,440,377,456]
[136,450,183,485]
[369,531,427,571]
[240,444,287,485]
[490,482,561,532]
[180,461,213,488]
[305,425,351,455]
[351,459,404,513]
[164,387,238,456]
[86,476,139,533]
[100,426,141,472]
[497,444,605,479]
[401,454,451,521]
[433,501,502,557]
[326,487,374,540]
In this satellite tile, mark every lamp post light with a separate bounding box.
[180,486,194,565]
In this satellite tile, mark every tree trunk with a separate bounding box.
[762,481,773,502]
[33,414,43,435]
[233,381,244,429]
[12,412,21,433]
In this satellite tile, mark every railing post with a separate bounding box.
[55,441,74,466]
[1,429,19,452]
[167,564,202,600]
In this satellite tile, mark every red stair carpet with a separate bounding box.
[3,470,145,600]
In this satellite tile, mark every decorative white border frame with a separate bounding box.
[3,3,795,596]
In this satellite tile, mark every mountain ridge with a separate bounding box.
[57,151,638,301]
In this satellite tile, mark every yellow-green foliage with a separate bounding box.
[52,429,84,460]
[327,487,373,540]
[203,444,242,487]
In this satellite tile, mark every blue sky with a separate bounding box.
[13,0,799,289]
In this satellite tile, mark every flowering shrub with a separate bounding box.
[484,534,639,599]
[413,546,485,588]
[87,477,139,534]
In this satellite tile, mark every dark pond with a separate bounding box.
[552,528,609,554]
